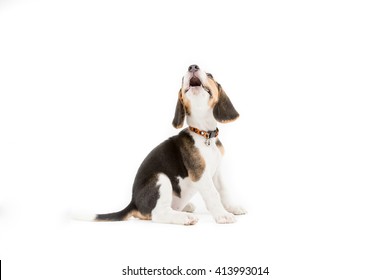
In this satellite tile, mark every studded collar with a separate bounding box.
[189,126,219,145]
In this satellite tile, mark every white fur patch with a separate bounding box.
[152,174,198,225]
[172,176,197,211]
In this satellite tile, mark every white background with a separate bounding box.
[1,0,389,279]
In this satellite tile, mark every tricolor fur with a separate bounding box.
[94,65,246,225]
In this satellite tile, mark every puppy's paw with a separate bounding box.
[225,205,247,215]
[152,211,198,225]
[182,202,196,213]
[183,213,199,225]
[214,212,236,224]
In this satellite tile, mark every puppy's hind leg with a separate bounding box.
[151,174,198,225]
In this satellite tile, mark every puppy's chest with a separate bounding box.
[194,138,222,176]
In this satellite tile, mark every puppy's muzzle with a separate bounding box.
[188,64,202,87]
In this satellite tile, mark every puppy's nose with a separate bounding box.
[188,64,199,73]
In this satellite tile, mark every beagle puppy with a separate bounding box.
[94,65,246,225]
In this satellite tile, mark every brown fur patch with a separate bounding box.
[206,76,220,107]
[216,139,225,155]
[180,132,205,181]
[180,91,191,115]
[127,210,152,220]
[218,117,239,123]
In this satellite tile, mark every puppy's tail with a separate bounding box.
[95,202,137,221]
[72,202,137,222]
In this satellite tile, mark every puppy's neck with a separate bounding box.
[186,114,217,132]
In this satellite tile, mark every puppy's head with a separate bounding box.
[172,65,239,128]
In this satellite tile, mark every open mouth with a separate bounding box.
[189,77,202,87]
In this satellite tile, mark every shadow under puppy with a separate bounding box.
[93,65,246,225]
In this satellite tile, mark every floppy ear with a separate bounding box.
[172,90,185,128]
[213,83,239,123]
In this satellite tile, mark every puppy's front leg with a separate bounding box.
[196,175,236,224]
[213,168,247,215]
